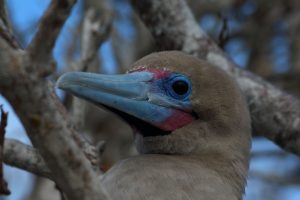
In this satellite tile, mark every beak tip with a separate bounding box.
[56,73,72,91]
[56,75,65,90]
[56,72,78,90]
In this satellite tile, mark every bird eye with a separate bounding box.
[166,74,192,100]
[172,80,189,95]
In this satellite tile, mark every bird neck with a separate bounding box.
[192,144,250,199]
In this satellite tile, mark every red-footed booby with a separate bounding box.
[57,51,251,200]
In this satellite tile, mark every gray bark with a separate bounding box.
[0,0,107,199]
[3,139,50,179]
[131,0,300,155]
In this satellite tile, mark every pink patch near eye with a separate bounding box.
[129,67,171,80]
[157,110,194,131]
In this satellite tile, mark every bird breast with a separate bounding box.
[100,154,239,200]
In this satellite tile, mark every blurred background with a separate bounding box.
[1,0,300,199]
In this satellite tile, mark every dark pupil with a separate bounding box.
[172,80,189,95]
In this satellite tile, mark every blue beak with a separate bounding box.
[56,71,174,129]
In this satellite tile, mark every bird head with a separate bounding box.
[57,51,251,156]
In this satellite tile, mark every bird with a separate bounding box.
[57,51,251,200]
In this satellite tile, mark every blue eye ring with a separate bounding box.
[165,74,192,100]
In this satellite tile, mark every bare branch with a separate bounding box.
[71,5,112,130]
[0,1,22,71]
[1,81,107,199]
[0,0,20,49]
[79,8,112,71]
[0,1,107,199]
[27,0,77,65]
[0,37,21,71]
[27,0,104,168]
[0,106,10,195]
[3,138,106,182]
[0,0,8,25]
[3,139,51,179]
[267,73,300,98]
[250,150,288,158]
[131,0,300,156]
[250,170,300,185]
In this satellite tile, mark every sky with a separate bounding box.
[1,0,299,200]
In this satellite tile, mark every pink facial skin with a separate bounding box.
[129,67,172,80]
[129,66,196,132]
[157,110,195,131]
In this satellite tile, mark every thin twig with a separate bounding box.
[250,170,300,185]
[218,13,230,49]
[27,0,77,74]
[0,105,10,195]
[0,0,20,49]
[79,7,112,71]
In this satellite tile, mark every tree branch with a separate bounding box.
[71,4,112,130]
[26,0,102,171]
[0,0,20,49]
[3,138,106,181]
[131,0,300,156]
[1,57,107,200]
[27,0,76,66]
[0,1,107,199]
[79,7,112,71]
[250,170,300,185]
[0,106,10,195]
[267,73,300,98]
[3,139,51,179]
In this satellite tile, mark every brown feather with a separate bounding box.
[101,51,251,200]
